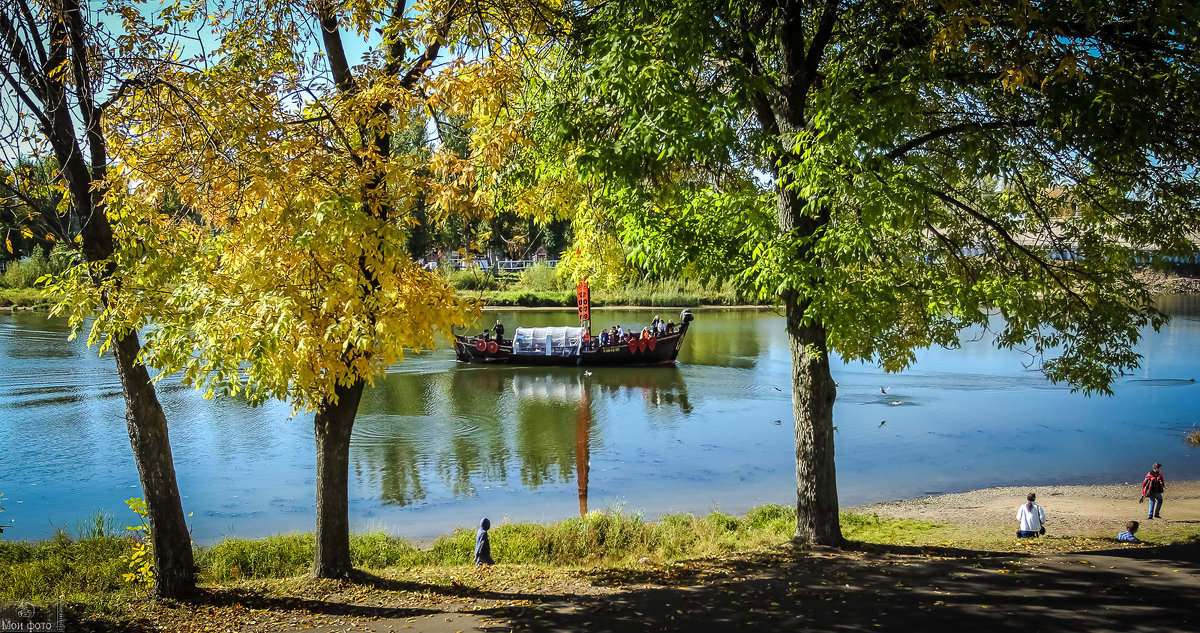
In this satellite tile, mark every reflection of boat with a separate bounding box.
[453,309,694,366]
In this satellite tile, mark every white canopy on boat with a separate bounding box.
[512,326,586,357]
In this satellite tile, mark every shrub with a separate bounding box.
[446,268,500,291]
[514,262,564,292]
[1,248,47,288]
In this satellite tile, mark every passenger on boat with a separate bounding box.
[493,319,504,344]
[599,329,609,346]
[666,321,675,334]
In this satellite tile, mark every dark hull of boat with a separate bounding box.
[453,322,691,366]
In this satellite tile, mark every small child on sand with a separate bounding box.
[1117,520,1141,543]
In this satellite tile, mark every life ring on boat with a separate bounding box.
[475,339,487,351]
[487,341,499,354]
[646,337,657,351]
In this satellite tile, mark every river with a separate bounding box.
[1,298,1198,542]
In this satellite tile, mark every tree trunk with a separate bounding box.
[313,379,366,578]
[784,293,842,545]
[111,332,197,598]
[774,111,842,544]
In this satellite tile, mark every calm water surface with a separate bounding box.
[1,299,1198,542]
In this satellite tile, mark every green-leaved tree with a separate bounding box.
[550,0,1200,543]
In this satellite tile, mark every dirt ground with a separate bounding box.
[119,482,1200,633]
[849,480,1200,538]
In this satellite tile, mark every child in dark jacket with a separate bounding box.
[474,518,494,566]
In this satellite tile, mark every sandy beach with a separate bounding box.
[850,479,1200,537]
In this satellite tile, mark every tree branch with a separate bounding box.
[802,0,840,91]
[923,185,1086,309]
[886,118,1034,160]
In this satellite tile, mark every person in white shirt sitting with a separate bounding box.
[1016,492,1046,538]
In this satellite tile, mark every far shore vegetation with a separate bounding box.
[0,245,72,309]
[3,501,1197,628]
[2,250,756,311]
[444,260,758,307]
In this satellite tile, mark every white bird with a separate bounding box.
[584,371,593,376]
[880,386,890,394]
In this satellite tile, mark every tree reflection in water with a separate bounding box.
[349,364,692,513]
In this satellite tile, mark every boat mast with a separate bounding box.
[576,278,592,341]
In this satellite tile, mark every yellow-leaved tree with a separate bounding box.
[0,0,200,598]
[84,0,559,577]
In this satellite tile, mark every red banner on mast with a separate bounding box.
[576,278,591,324]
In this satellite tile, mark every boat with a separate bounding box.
[452,308,694,366]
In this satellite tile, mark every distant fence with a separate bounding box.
[446,258,561,272]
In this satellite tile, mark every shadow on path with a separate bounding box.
[476,543,1200,632]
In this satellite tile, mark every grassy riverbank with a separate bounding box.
[4,496,1200,630]
[0,287,56,309]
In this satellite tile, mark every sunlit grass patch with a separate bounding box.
[839,512,947,545]
[0,288,55,308]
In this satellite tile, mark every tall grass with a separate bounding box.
[597,277,749,307]
[196,505,803,580]
[196,532,432,581]
[0,533,129,600]
[75,510,119,540]
[0,506,948,600]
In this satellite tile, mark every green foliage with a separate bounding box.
[552,0,1200,395]
[121,498,153,588]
